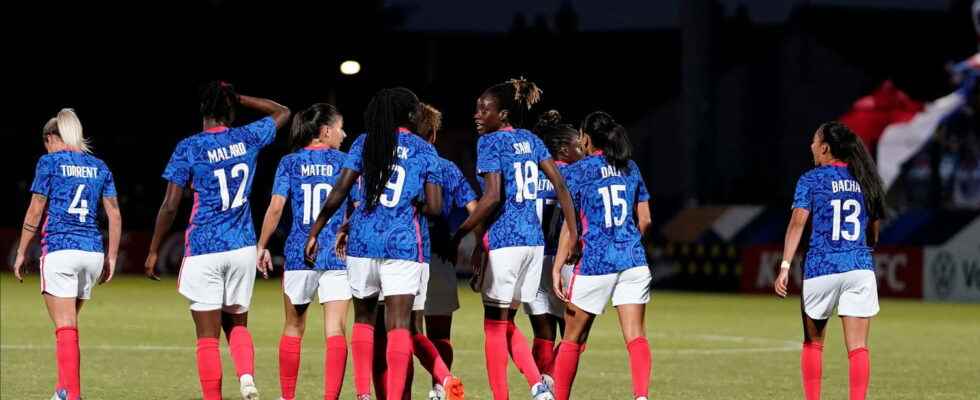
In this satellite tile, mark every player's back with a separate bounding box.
[477,128,550,249]
[275,146,348,269]
[163,117,277,256]
[794,163,873,278]
[566,155,649,275]
[32,150,116,253]
[345,130,439,262]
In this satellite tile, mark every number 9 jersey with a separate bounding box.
[162,117,276,256]
[792,163,874,279]
[30,150,117,253]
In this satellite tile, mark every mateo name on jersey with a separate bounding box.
[60,165,99,179]
[207,142,247,163]
[831,179,861,193]
[301,164,335,177]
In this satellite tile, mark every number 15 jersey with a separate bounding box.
[162,117,277,256]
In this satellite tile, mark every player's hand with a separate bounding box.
[553,263,567,302]
[11,251,25,283]
[304,236,318,266]
[99,257,116,284]
[144,252,161,281]
[448,232,464,266]
[774,268,789,298]
[257,248,272,279]
[335,230,348,261]
[468,243,488,292]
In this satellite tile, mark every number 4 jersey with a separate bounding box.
[792,163,873,279]
[163,117,277,256]
[271,145,348,271]
[30,150,117,253]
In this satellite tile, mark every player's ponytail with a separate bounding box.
[362,87,420,210]
[534,110,579,160]
[582,111,631,172]
[43,108,91,153]
[290,103,342,151]
[820,121,887,220]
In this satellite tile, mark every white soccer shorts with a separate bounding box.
[347,256,424,300]
[802,269,879,320]
[566,266,652,315]
[524,256,574,317]
[424,259,461,316]
[283,269,352,305]
[482,246,545,308]
[40,250,104,300]
[178,246,257,313]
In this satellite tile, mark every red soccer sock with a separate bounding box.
[848,348,870,400]
[432,338,454,385]
[228,326,255,377]
[55,327,81,400]
[552,340,583,400]
[507,321,543,387]
[351,323,375,397]
[325,335,348,400]
[532,338,556,376]
[278,335,302,400]
[413,333,452,384]
[801,342,824,400]
[484,319,511,400]
[626,337,652,398]
[385,329,413,400]
[196,338,223,400]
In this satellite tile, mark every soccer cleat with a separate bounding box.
[541,374,555,392]
[50,389,68,400]
[635,397,649,400]
[357,394,373,400]
[239,374,259,400]
[428,386,443,400]
[530,382,555,400]
[442,375,465,400]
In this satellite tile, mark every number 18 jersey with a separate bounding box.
[162,117,277,256]
[792,163,873,279]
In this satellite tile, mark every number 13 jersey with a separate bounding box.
[162,117,277,256]
[792,163,873,279]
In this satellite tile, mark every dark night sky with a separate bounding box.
[397,0,949,31]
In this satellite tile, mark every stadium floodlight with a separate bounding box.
[340,60,361,75]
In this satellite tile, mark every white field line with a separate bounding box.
[1,334,799,355]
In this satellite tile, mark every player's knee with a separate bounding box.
[52,317,78,329]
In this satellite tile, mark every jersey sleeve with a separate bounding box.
[29,157,52,196]
[271,157,291,197]
[532,134,552,163]
[240,116,277,148]
[102,165,118,198]
[448,162,477,206]
[162,140,192,187]
[631,161,650,202]
[341,134,366,173]
[476,135,501,175]
[792,172,814,210]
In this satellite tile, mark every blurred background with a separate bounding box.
[4,0,978,302]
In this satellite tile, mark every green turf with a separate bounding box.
[2,274,978,399]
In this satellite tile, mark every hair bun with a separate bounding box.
[536,109,562,131]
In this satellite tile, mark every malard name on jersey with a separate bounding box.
[206,142,247,163]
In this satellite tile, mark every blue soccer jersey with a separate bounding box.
[792,163,874,279]
[476,128,551,250]
[342,129,441,262]
[537,161,572,256]
[162,117,276,256]
[419,157,479,263]
[564,155,650,276]
[271,145,348,271]
[30,150,117,253]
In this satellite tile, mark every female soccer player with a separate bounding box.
[255,103,350,400]
[304,87,444,400]
[12,109,122,400]
[451,78,578,400]
[144,81,290,400]
[549,111,653,400]
[774,121,886,400]
[524,110,585,386]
